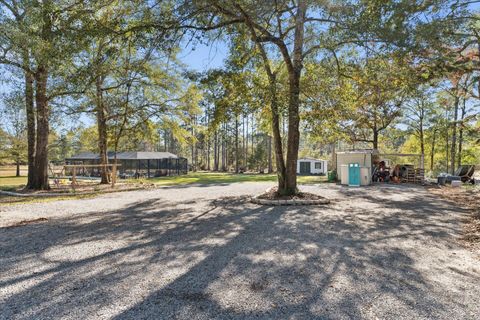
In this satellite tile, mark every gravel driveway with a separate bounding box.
[1,183,479,319]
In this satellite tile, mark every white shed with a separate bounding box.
[297,158,328,175]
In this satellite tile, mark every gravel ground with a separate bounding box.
[0,182,479,319]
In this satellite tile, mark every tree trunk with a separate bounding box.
[194,116,198,171]
[191,139,195,171]
[450,96,459,174]
[445,110,449,173]
[16,159,20,177]
[213,130,218,171]
[224,122,228,171]
[169,131,175,154]
[245,114,248,170]
[372,128,379,150]
[244,29,287,184]
[206,111,211,171]
[217,130,220,171]
[164,129,168,152]
[191,116,196,172]
[419,118,425,156]
[250,38,286,190]
[207,137,211,171]
[251,114,254,156]
[221,123,226,171]
[24,67,36,189]
[268,135,273,173]
[284,71,301,195]
[242,115,246,170]
[29,2,52,190]
[457,98,466,168]
[235,115,239,173]
[245,4,307,194]
[282,0,307,195]
[31,65,50,190]
[96,75,109,184]
[270,85,286,190]
[430,128,437,172]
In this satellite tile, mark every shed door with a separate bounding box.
[300,161,311,174]
[348,163,360,186]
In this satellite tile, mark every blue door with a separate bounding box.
[349,163,360,186]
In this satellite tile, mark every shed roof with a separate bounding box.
[67,151,180,161]
[298,157,328,162]
[336,149,379,155]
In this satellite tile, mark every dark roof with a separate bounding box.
[66,151,180,161]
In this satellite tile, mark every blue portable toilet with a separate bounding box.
[348,163,360,186]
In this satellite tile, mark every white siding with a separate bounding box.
[297,159,328,175]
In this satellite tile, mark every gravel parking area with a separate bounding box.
[1,183,479,319]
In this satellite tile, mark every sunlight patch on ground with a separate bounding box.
[147,172,328,186]
[0,169,328,193]
[0,176,27,190]
[42,240,131,263]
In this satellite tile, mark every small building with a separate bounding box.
[66,151,187,178]
[297,158,328,175]
[336,149,425,186]
[336,149,377,185]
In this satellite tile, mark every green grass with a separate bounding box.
[0,176,27,191]
[141,172,328,186]
[0,172,328,199]
[0,165,28,177]
[0,172,328,205]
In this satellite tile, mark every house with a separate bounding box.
[66,151,188,178]
[297,158,328,175]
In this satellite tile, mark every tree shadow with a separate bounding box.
[0,185,477,319]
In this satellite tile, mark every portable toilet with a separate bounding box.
[348,163,360,186]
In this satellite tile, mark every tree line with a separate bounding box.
[0,0,479,194]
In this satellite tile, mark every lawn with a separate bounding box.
[0,166,28,191]
[0,171,328,192]
[0,172,327,206]
[0,176,27,191]
[144,172,328,186]
[0,165,28,177]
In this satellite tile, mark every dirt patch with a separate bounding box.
[257,187,325,201]
[430,186,480,249]
[7,181,155,195]
[250,277,269,292]
[3,217,48,229]
[0,195,29,204]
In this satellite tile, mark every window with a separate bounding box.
[315,162,322,169]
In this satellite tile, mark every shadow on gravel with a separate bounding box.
[0,187,474,319]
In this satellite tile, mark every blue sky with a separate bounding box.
[180,40,227,72]
[0,41,228,129]
[1,2,479,129]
